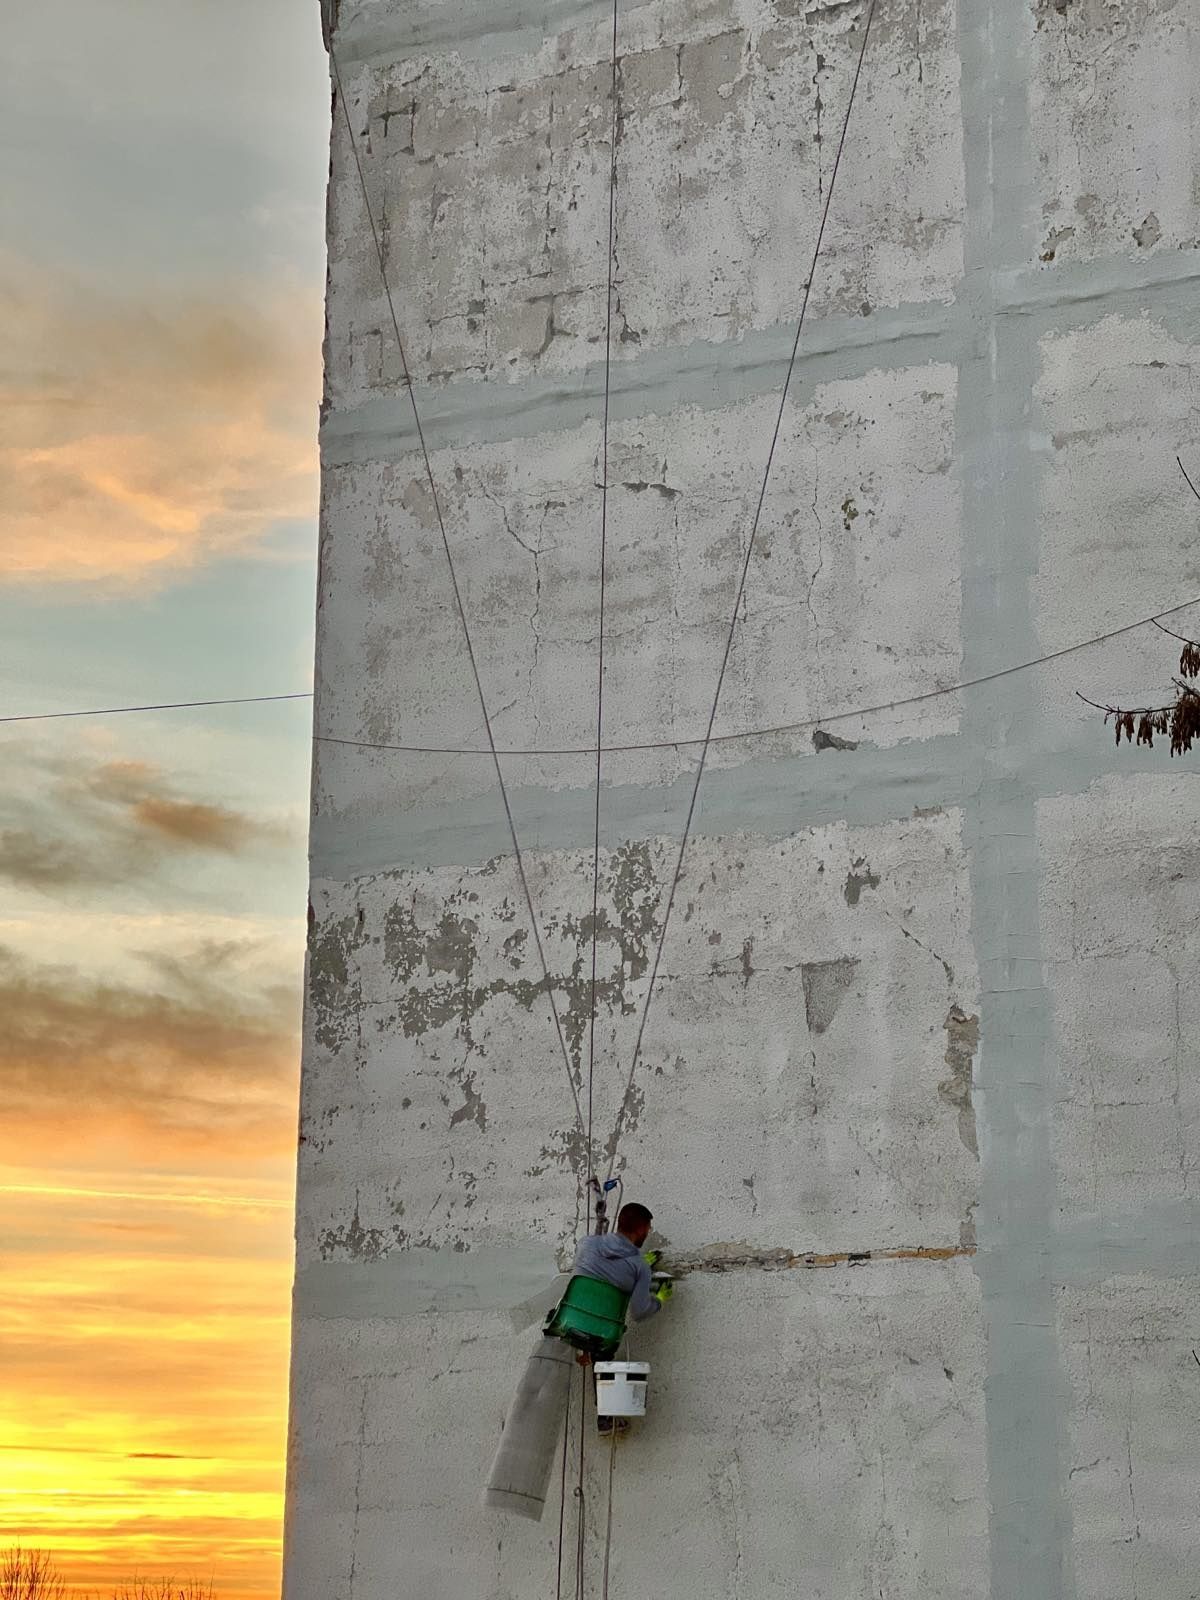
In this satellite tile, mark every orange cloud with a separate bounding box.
[0,262,321,583]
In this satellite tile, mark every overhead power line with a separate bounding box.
[5,593,1200,741]
[0,692,313,725]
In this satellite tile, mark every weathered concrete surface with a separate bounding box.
[287,0,1200,1595]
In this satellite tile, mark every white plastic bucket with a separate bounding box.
[594,1360,650,1418]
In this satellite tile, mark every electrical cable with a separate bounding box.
[328,45,589,1154]
[585,0,621,1231]
[6,585,1200,742]
[1,693,312,726]
[604,0,877,1179]
[304,590,1200,758]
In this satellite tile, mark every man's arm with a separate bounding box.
[627,1258,660,1322]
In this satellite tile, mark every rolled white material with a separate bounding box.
[482,1335,574,1521]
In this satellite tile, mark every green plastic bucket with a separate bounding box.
[544,1275,630,1359]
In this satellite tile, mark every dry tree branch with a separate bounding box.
[1077,688,1200,753]
[1077,458,1200,753]
[0,1549,68,1600]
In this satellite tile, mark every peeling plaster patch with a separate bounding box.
[309,910,366,1052]
[1039,222,1075,262]
[318,1203,389,1263]
[295,1245,559,1319]
[940,1006,979,1157]
[449,1069,488,1131]
[801,957,859,1035]
[382,902,423,983]
[812,727,859,752]
[622,479,681,499]
[843,857,880,906]
[1133,212,1161,248]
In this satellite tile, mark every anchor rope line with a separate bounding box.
[554,1369,574,1600]
[329,46,588,1154]
[585,0,622,1227]
[601,1424,618,1600]
[574,1372,588,1600]
[603,0,877,1180]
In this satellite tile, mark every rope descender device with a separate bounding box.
[590,1175,621,1235]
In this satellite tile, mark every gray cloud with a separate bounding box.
[0,749,289,894]
[1,939,300,1151]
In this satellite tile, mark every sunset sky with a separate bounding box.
[1,5,328,1595]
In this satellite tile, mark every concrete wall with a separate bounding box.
[286,1,1200,1595]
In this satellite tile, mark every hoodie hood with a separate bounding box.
[592,1235,640,1262]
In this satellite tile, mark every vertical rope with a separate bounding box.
[328,47,589,1167]
[604,0,877,1179]
[585,0,622,1232]
[574,1368,588,1598]
[554,1367,574,1600]
[600,1425,618,1600]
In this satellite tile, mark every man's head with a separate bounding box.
[616,1201,653,1248]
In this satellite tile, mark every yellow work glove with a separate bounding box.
[642,1249,662,1269]
[652,1279,674,1307]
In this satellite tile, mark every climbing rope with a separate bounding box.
[598,1328,629,1598]
[585,0,622,1233]
[554,1368,574,1600]
[604,0,877,1181]
[328,46,590,1171]
[601,1425,618,1600]
[574,1372,588,1600]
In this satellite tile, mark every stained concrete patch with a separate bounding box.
[1058,1274,1200,1600]
[295,1245,559,1319]
[1038,777,1200,1223]
[939,1005,979,1157]
[800,956,859,1035]
[813,726,859,752]
[1032,1,1198,266]
[843,856,880,905]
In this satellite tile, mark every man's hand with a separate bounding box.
[642,1249,661,1269]
[652,1279,674,1306]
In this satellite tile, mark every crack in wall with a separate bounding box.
[670,1240,977,1276]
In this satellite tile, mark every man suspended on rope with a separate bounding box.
[567,1200,672,1435]
[543,1198,673,1370]
[572,1201,672,1324]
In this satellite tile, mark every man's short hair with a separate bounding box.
[617,1201,653,1233]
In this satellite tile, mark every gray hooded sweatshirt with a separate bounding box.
[572,1232,660,1322]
